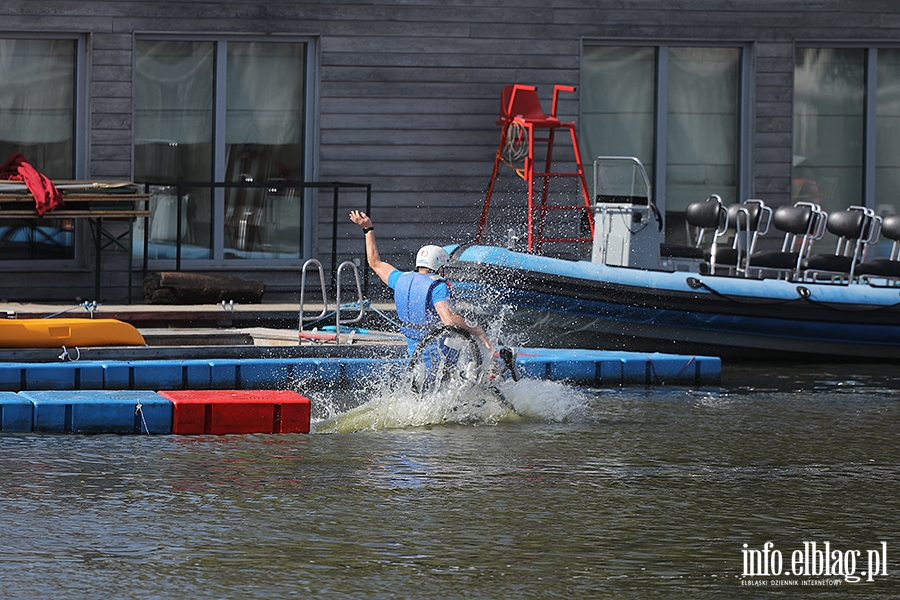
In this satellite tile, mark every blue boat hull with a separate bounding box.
[446,245,900,361]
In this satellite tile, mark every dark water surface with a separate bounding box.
[1,363,898,598]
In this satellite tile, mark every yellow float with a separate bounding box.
[0,318,145,348]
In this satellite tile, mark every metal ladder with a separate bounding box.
[298,258,365,344]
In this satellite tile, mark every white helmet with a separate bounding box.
[415,245,449,272]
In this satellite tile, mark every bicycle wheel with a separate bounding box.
[408,326,483,393]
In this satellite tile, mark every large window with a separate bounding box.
[667,47,741,212]
[582,44,747,241]
[794,46,900,222]
[793,48,865,213]
[0,38,78,261]
[134,38,309,263]
[876,49,900,216]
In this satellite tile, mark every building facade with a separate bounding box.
[0,1,897,302]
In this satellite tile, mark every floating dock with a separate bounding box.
[3,389,311,435]
[515,348,718,386]
[0,348,719,435]
[0,303,720,435]
[0,348,719,393]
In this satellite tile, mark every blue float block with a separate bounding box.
[102,362,132,390]
[0,392,33,432]
[342,358,406,382]
[182,362,212,389]
[132,361,185,390]
[643,353,693,383]
[0,362,105,392]
[208,360,240,389]
[20,390,173,434]
[290,360,320,381]
[74,364,106,390]
[240,359,295,389]
[516,349,587,381]
[596,358,624,384]
[101,361,211,390]
[23,363,76,390]
[697,356,720,383]
[647,354,721,384]
[312,358,341,381]
[552,358,597,381]
[513,348,720,385]
[0,364,23,391]
[515,356,551,380]
[621,355,652,383]
[341,358,370,381]
[545,349,608,381]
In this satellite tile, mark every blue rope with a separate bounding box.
[45,300,98,319]
[302,299,401,331]
[365,303,402,329]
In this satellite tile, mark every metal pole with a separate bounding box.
[127,216,134,304]
[94,217,102,300]
[176,185,183,271]
[364,184,372,296]
[142,183,150,289]
[331,185,339,293]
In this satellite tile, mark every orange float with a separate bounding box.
[0,318,145,348]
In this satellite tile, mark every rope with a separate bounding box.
[647,356,696,386]
[688,277,900,312]
[58,346,81,362]
[135,402,150,435]
[45,300,98,319]
[794,285,900,313]
[686,277,806,307]
[302,299,402,331]
[497,122,528,180]
[366,303,402,329]
[502,122,529,163]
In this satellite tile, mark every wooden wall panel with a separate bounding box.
[0,1,897,300]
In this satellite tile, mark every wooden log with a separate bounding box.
[143,272,265,304]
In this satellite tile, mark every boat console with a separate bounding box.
[591,156,663,270]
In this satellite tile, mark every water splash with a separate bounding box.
[314,374,589,434]
[311,304,589,433]
[500,377,592,422]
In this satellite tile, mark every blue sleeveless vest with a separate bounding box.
[394,271,444,342]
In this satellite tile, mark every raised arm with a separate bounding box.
[349,210,396,284]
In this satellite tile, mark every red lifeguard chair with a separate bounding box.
[477,84,592,252]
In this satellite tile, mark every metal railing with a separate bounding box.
[298,258,329,327]
[298,258,365,345]
[138,180,372,294]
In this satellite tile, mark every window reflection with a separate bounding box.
[134,40,214,259]
[581,45,741,244]
[793,48,865,213]
[666,47,739,211]
[224,42,305,259]
[134,39,306,262]
[877,48,900,219]
[0,39,76,261]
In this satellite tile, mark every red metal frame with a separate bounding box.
[478,84,592,253]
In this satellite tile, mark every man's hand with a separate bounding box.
[349,209,394,284]
[349,210,372,229]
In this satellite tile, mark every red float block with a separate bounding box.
[158,390,311,435]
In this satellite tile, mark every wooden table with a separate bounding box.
[0,185,152,302]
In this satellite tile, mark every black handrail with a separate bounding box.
[139,180,372,295]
